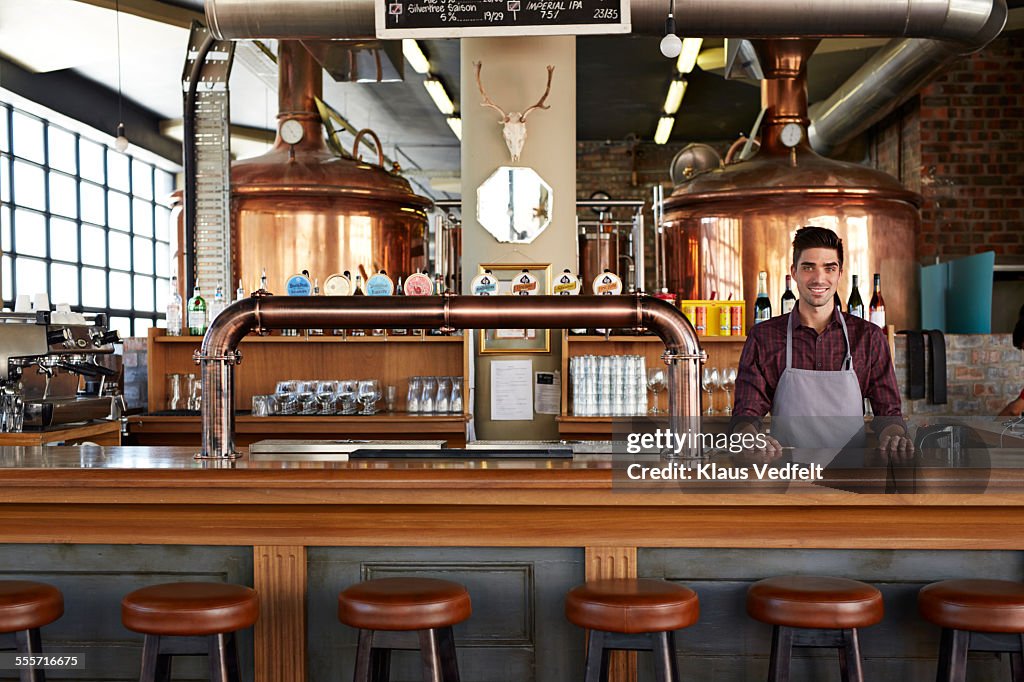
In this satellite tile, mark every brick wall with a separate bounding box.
[870,32,1024,262]
[893,333,1023,416]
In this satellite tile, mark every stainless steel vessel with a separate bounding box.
[230,41,431,292]
[662,40,922,329]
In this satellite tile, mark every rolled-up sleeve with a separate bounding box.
[865,326,902,418]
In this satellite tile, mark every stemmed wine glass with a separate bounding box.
[721,368,737,416]
[702,366,720,416]
[357,379,381,415]
[647,368,667,414]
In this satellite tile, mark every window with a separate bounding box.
[0,100,177,338]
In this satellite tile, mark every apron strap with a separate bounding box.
[788,304,854,370]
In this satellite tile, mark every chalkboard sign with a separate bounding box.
[376,0,630,38]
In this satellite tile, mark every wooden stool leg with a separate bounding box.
[838,628,864,682]
[138,634,164,682]
[652,630,679,682]
[14,628,46,682]
[417,628,443,682]
[436,626,461,682]
[935,629,969,682]
[767,626,794,682]
[353,629,375,682]
[208,632,241,682]
[583,630,610,682]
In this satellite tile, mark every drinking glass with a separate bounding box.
[385,385,397,413]
[449,377,463,414]
[186,374,202,411]
[357,379,381,415]
[435,377,450,414]
[165,373,183,411]
[722,368,737,416]
[407,377,422,414]
[316,380,338,415]
[646,368,667,414]
[703,367,720,416]
[420,377,436,415]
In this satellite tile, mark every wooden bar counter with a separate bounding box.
[2,444,1024,681]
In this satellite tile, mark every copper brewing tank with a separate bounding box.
[662,39,921,329]
[230,42,431,292]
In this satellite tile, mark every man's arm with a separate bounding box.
[732,333,772,418]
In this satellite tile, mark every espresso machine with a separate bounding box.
[0,309,122,432]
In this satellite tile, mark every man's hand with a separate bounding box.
[878,424,915,460]
[733,432,784,465]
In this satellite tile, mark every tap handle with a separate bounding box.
[46,329,72,346]
[96,330,121,346]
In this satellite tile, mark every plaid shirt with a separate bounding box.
[733,306,903,418]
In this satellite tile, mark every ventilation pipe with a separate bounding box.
[205,0,1007,151]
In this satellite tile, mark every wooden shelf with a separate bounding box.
[154,334,464,344]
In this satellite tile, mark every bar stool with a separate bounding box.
[565,578,699,682]
[121,582,259,682]
[919,579,1024,682]
[746,576,883,682]
[338,577,471,682]
[0,581,64,682]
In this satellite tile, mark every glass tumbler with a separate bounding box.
[435,377,450,414]
[449,377,463,414]
[407,377,422,414]
[420,377,436,415]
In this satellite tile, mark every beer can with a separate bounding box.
[730,305,743,335]
[718,306,731,336]
[693,305,707,335]
[681,304,695,325]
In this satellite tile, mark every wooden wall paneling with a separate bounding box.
[585,546,638,682]
[253,545,306,682]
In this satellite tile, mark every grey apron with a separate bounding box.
[771,308,865,454]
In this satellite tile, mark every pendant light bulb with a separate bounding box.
[660,17,682,58]
[114,122,129,152]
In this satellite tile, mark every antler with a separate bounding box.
[520,65,555,121]
[474,61,509,122]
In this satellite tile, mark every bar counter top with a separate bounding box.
[3,444,1024,549]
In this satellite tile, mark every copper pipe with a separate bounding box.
[197,295,703,459]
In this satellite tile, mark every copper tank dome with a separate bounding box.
[662,39,921,329]
[230,41,431,292]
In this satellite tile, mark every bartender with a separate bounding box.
[733,226,913,455]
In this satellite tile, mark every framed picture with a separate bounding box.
[478,263,552,353]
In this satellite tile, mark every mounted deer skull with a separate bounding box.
[474,62,555,163]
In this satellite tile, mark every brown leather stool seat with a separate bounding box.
[122,582,259,682]
[918,579,1024,682]
[0,581,64,633]
[338,578,471,682]
[0,580,64,679]
[565,579,700,682]
[747,576,883,682]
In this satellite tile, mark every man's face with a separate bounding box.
[790,247,842,310]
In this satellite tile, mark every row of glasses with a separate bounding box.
[261,379,380,416]
[407,376,463,415]
[570,355,649,417]
[702,366,737,416]
[165,373,202,411]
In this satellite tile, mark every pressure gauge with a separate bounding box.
[780,123,803,148]
[280,119,304,145]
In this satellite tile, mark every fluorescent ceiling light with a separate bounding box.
[447,117,462,140]
[676,38,703,74]
[423,79,454,115]
[654,116,675,145]
[663,79,687,115]
[402,39,430,74]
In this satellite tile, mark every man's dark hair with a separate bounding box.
[792,226,844,268]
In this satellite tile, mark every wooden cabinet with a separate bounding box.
[130,329,470,447]
[556,332,745,440]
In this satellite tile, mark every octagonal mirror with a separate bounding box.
[476,166,553,244]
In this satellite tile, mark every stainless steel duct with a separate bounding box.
[206,0,1007,153]
[208,0,1003,44]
